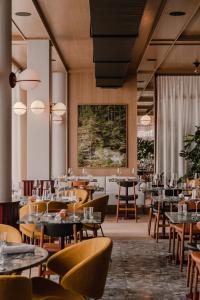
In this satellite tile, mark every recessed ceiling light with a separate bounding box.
[147,58,157,62]
[137,80,144,83]
[15,12,31,17]
[51,59,56,62]
[169,11,185,16]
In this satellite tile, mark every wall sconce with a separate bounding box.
[52,114,63,125]
[9,68,41,91]
[13,101,27,115]
[30,100,45,115]
[140,115,151,125]
[51,102,66,116]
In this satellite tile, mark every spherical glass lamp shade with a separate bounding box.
[13,101,27,115]
[18,69,40,91]
[140,115,151,125]
[52,115,62,125]
[30,100,45,115]
[52,102,66,116]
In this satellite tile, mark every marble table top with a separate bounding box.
[0,242,48,275]
[165,212,200,224]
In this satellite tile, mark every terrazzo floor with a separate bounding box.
[102,239,188,300]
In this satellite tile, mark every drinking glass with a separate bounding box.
[89,207,94,220]
[83,207,89,221]
[29,204,38,216]
[0,232,7,265]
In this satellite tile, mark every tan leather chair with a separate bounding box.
[79,195,109,236]
[44,237,112,300]
[0,224,22,243]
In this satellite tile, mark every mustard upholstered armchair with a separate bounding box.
[0,224,22,243]
[46,237,113,299]
[0,275,32,300]
[66,189,89,210]
[79,195,109,236]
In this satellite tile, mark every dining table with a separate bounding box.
[0,242,48,275]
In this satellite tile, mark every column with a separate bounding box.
[51,72,67,178]
[0,0,12,202]
[27,40,51,179]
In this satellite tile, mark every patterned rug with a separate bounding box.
[102,239,188,300]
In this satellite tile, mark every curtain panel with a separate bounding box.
[156,75,200,181]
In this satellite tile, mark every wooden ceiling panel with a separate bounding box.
[12,0,48,39]
[183,8,200,36]
[152,0,200,40]
[159,44,200,71]
[12,44,27,69]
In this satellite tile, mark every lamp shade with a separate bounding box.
[140,115,151,125]
[52,102,66,116]
[30,100,45,115]
[18,69,40,91]
[13,101,27,115]
[52,114,62,125]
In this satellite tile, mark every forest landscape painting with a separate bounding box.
[78,105,127,167]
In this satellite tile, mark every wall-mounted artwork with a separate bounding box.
[78,104,127,167]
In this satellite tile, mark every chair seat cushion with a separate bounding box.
[32,277,84,300]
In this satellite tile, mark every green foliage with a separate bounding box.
[137,138,154,161]
[179,126,200,177]
[78,105,127,167]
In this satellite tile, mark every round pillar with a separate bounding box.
[0,0,12,202]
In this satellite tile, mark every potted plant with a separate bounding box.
[179,126,200,178]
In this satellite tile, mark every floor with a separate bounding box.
[101,215,188,300]
[24,214,189,299]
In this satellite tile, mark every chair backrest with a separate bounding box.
[0,275,32,300]
[47,237,113,299]
[0,224,22,243]
[79,195,109,223]
[118,180,134,188]
[72,181,89,188]
[47,201,67,212]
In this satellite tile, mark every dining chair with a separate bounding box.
[79,195,109,236]
[19,202,47,244]
[0,275,32,300]
[71,180,89,188]
[65,189,89,210]
[38,237,113,300]
[186,251,200,300]
[0,224,22,243]
[116,180,138,222]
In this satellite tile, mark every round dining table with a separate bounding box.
[0,242,48,275]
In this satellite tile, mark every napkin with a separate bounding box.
[2,244,35,254]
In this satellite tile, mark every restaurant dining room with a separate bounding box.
[1,0,200,299]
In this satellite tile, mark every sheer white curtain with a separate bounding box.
[156,75,200,181]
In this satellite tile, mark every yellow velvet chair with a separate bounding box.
[43,237,113,299]
[0,224,22,243]
[79,195,109,236]
[66,189,89,210]
[19,202,47,243]
[0,275,32,300]
[0,275,84,300]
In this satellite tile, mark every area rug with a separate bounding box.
[102,239,188,300]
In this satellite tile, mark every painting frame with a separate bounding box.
[77,103,128,169]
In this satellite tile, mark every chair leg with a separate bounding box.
[180,232,184,272]
[116,199,119,223]
[172,227,176,259]
[187,252,191,287]
[156,214,160,243]
[148,208,153,235]
[193,265,199,300]
[190,259,195,295]
[135,202,137,223]
[175,235,180,265]
[169,226,172,253]
[100,225,104,237]
[153,214,157,239]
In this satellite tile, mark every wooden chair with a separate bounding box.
[71,181,89,188]
[116,180,138,222]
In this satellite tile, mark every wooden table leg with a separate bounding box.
[73,224,77,243]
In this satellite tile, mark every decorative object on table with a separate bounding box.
[78,104,127,167]
[180,126,200,179]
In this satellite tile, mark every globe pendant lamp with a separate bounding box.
[13,101,27,115]
[9,68,40,90]
[140,115,151,125]
[51,102,66,116]
[30,100,45,115]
